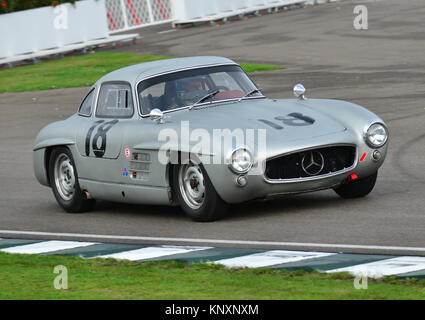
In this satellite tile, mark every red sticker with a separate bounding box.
[124,147,131,159]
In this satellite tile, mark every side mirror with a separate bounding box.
[149,108,164,124]
[293,84,307,100]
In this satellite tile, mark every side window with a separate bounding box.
[96,82,134,118]
[139,82,165,113]
[78,89,95,116]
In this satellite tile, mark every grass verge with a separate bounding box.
[0,52,282,93]
[0,252,424,300]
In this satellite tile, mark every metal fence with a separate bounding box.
[105,0,173,33]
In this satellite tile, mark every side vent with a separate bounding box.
[129,152,151,180]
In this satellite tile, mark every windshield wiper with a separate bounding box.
[189,90,220,110]
[242,89,263,99]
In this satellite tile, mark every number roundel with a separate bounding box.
[85,120,119,157]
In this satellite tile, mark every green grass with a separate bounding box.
[0,52,282,93]
[239,63,282,73]
[0,252,424,300]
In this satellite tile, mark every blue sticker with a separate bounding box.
[123,168,129,176]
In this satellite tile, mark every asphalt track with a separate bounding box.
[1,0,424,255]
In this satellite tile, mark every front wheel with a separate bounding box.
[334,171,378,199]
[48,146,95,213]
[172,162,227,222]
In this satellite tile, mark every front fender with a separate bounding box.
[33,119,77,187]
[33,139,76,187]
[33,138,75,151]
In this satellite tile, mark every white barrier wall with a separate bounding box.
[171,0,306,22]
[0,0,108,58]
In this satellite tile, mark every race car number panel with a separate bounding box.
[76,119,122,159]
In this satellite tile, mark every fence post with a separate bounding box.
[146,0,155,24]
[119,0,130,29]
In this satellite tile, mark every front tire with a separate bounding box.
[48,146,95,213]
[172,162,227,222]
[334,171,378,199]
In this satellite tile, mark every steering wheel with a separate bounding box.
[209,86,229,93]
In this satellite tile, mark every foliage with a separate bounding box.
[0,0,76,14]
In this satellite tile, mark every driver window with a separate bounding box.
[139,82,166,113]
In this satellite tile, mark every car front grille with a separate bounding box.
[265,145,356,181]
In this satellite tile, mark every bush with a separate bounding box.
[0,0,76,14]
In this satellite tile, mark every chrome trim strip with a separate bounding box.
[140,94,265,118]
[128,169,151,173]
[263,144,358,184]
[129,160,152,164]
[265,183,342,198]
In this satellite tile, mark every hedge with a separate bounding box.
[0,0,77,14]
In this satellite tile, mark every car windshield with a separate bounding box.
[137,65,263,115]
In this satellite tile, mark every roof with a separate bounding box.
[96,56,237,85]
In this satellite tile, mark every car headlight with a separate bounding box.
[228,147,253,174]
[364,122,388,148]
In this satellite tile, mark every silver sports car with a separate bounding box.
[33,56,388,221]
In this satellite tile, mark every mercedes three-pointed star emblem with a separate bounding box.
[301,151,325,176]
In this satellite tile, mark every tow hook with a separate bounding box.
[346,173,358,184]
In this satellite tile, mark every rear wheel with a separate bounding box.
[172,161,227,222]
[48,146,95,213]
[334,171,378,199]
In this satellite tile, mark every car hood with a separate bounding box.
[136,98,350,158]
[165,98,346,139]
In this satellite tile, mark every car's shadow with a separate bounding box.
[89,189,354,222]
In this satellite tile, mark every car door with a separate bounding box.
[75,82,135,181]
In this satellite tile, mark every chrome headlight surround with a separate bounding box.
[363,121,388,148]
[227,146,253,174]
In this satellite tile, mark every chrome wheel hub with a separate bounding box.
[54,154,75,201]
[178,163,205,210]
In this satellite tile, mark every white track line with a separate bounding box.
[1,230,425,253]
[1,240,95,254]
[327,256,425,278]
[157,29,176,34]
[215,250,336,268]
[99,245,211,261]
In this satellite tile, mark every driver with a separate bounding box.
[183,78,204,92]
[177,77,207,106]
